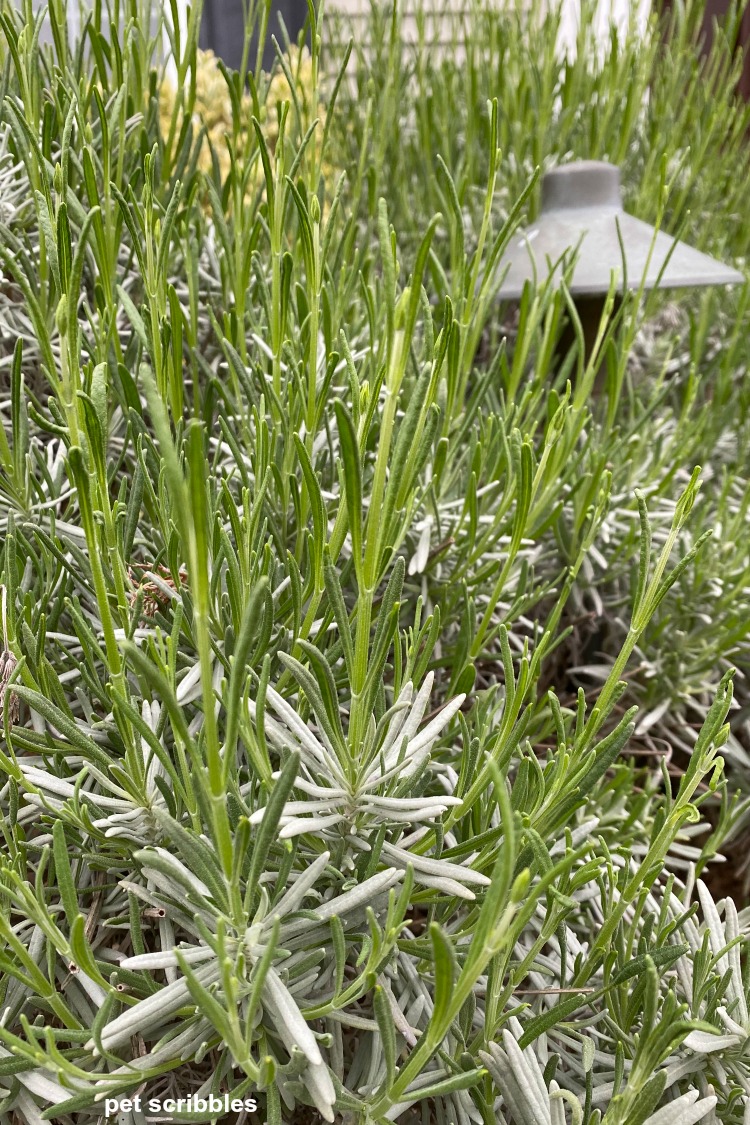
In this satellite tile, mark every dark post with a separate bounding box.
[660,0,750,102]
[200,0,310,71]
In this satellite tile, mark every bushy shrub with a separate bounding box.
[0,1,749,1122]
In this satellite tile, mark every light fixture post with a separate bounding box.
[497,161,744,384]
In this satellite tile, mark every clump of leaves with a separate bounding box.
[0,0,749,1123]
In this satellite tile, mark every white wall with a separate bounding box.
[22,0,654,66]
[556,0,652,58]
[163,0,189,85]
[327,0,652,56]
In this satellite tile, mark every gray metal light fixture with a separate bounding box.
[497,160,744,301]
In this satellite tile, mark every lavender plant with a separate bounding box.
[0,0,749,1123]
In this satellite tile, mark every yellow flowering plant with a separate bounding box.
[159,44,325,191]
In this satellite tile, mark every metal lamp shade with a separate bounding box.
[496,161,744,300]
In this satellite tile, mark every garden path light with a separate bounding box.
[497,160,744,377]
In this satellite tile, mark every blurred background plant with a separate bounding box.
[0,0,750,1122]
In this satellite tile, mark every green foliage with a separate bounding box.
[0,0,749,1123]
